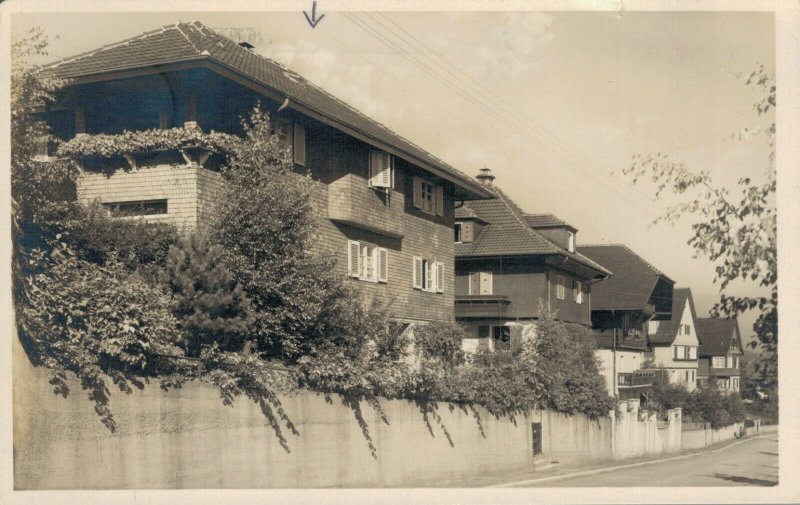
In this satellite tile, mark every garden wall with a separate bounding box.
[11,337,712,490]
[680,421,746,450]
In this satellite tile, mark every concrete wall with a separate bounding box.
[680,421,746,450]
[612,400,682,460]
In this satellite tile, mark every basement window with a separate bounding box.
[103,199,168,217]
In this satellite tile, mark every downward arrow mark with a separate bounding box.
[303,1,325,28]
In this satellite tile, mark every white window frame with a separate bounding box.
[573,280,583,304]
[712,356,726,369]
[556,275,565,300]
[348,240,387,283]
[454,222,463,243]
[414,256,444,293]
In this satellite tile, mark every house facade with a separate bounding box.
[454,169,611,352]
[646,288,701,392]
[39,21,493,324]
[696,317,744,393]
[577,245,675,399]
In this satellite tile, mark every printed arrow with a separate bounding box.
[303,1,325,28]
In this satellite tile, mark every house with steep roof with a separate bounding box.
[454,169,611,351]
[646,288,701,391]
[696,317,744,393]
[36,21,494,324]
[577,244,675,399]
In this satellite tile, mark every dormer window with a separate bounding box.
[567,231,575,252]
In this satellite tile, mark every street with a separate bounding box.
[502,432,778,487]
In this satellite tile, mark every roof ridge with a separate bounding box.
[578,243,668,277]
[45,23,185,69]
[492,187,562,254]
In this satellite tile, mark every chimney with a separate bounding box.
[476,167,495,186]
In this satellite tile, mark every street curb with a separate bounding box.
[486,431,777,488]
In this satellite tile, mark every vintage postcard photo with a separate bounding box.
[1,1,797,503]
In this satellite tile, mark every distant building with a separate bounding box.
[454,169,610,351]
[577,244,675,399]
[646,288,701,391]
[696,317,744,393]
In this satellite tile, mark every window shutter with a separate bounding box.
[435,261,444,293]
[412,176,423,208]
[293,123,306,166]
[347,240,360,278]
[377,248,388,283]
[412,256,423,289]
[469,272,480,295]
[435,185,444,216]
[369,151,391,188]
[674,346,679,359]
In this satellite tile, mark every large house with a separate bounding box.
[454,169,611,351]
[577,245,675,399]
[646,288,701,391]
[38,21,494,324]
[696,317,744,393]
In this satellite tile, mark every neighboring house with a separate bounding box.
[454,169,611,352]
[695,317,744,393]
[38,21,494,324]
[577,245,675,399]
[646,288,701,392]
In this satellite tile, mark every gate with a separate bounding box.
[531,422,542,456]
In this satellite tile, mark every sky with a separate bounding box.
[12,9,775,344]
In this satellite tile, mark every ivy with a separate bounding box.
[56,125,238,159]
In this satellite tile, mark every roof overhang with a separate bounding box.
[49,58,495,201]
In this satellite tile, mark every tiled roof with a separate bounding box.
[455,185,610,275]
[577,244,674,311]
[696,317,742,357]
[648,288,697,345]
[44,21,491,199]
[525,213,572,229]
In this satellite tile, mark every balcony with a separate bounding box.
[454,295,511,319]
[327,173,405,238]
[618,369,667,388]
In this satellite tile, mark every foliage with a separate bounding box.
[621,65,777,385]
[210,105,345,362]
[18,242,185,431]
[534,307,617,419]
[648,380,747,428]
[414,321,466,367]
[160,233,256,357]
[56,125,238,159]
[55,201,180,276]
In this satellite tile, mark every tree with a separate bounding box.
[622,65,776,386]
[211,104,361,362]
[160,233,255,357]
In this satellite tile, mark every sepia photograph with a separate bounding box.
[1,0,797,503]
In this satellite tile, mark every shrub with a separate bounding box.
[57,201,180,276]
[414,321,466,366]
[535,307,616,419]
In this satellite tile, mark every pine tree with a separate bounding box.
[161,233,255,356]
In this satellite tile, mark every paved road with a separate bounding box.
[506,432,778,487]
